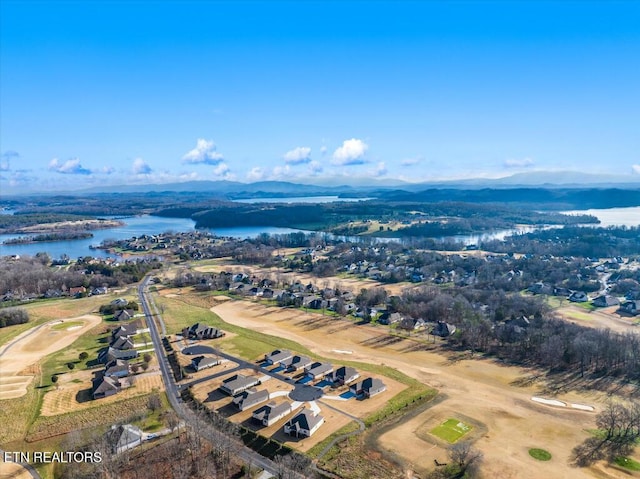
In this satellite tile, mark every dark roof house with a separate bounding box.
[232,388,269,411]
[350,377,386,398]
[220,374,260,395]
[327,366,360,386]
[283,408,324,438]
[252,401,292,427]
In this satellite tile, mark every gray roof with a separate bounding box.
[284,355,312,369]
[232,388,269,410]
[265,349,292,363]
[252,401,291,423]
[286,408,323,433]
[307,362,333,377]
[221,374,259,394]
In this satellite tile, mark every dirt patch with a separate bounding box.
[206,297,627,479]
[0,461,32,479]
[0,315,101,399]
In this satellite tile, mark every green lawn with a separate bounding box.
[51,321,84,331]
[614,456,640,471]
[529,448,552,461]
[430,418,472,443]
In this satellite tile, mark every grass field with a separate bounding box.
[51,321,84,331]
[614,456,640,472]
[430,418,472,443]
[529,448,552,461]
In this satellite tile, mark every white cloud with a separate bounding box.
[331,138,369,165]
[320,146,328,155]
[632,165,640,174]
[504,157,534,168]
[401,157,421,167]
[101,166,116,175]
[132,157,152,175]
[182,139,224,165]
[247,167,266,181]
[49,158,92,175]
[370,162,387,177]
[308,161,323,175]
[283,147,312,165]
[213,162,233,178]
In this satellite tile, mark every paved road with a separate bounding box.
[138,276,312,479]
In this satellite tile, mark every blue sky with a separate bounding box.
[1,1,639,192]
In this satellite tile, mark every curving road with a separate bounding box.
[138,276,310,479]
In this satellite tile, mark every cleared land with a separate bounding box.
[0,461,31,479]
[0,315,101,399]
[41,370,163,416]
[204,296,635,479]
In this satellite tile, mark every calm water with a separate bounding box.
[1,207,638,258]
[561,206,640,227]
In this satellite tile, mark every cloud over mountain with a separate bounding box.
[331,138,369,165]
[504,157,534,168]
[132,158,152,174]
[48,158,92,175]
[283,146,311,164]
[182,139,224,165]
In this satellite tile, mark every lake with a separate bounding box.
[561,206,640,227]
[1,206,637,259]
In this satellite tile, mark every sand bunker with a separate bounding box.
[531,396,595,412]
[0,315,101,399]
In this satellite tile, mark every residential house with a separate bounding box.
[191,355,221,372]
[619,300,640,316]
[305,362,333,380]
[283,355,312,372]
[431,321,457,337]
[106,424,143,453]
[284,408,324,438]
[111,323,138,341]
[232,388,269,411]
[111,336,134,351]
[252,401,292,427]
[100,347,139,363]
[113,309,135,322]
[182,323,225,340]
[398,317,426,331]
[93,375,121,399]
[569,291,589,303]
[69,286,87,297]
[350,377,386,398]
[527,282,553,295]
[327,366,360,386]
[592,295,620,308]
[220,374,260,395]
[264,349,292,365]
[378,312,402,325]
[104,359,130,378]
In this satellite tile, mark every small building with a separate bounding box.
[378,312,402,325]
[232,388,269,411]
[182,323,225,340]
[252,401,292,427]
[350,377,386,398]
[283,355,312,372]
[327,366,360,386]
[111,336,134,351]
[619,300,640,316]
[111,323,138,341]
[100,346,139,363]
[104,359,130,378]
[69,286,87,297]
[106,424,143,453]
[432,321,457,337]
[191,355,221,372]
[220,374,260,396]
[569,291,589,303]
[93,376,121,399]
[113,309,135,322]
[284,408,324,438]
[592,295,620,308]
[306,362,333,380]
[264,349,292,365]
